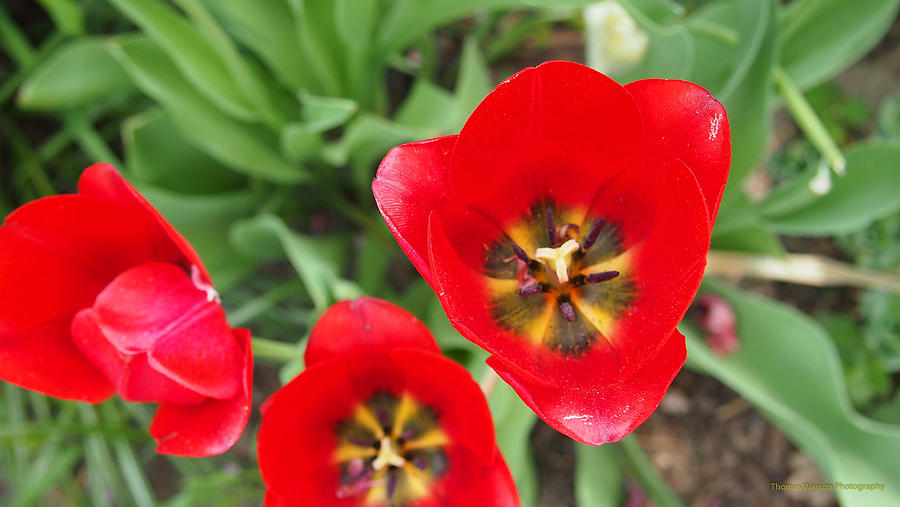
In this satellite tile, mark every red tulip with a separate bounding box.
[0,163,252,457]
[373,61,730,445]
[257,297,518,506]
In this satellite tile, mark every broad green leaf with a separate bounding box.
[623,0,683,23]
[107,0,257,120]
[575,443,624,507]
[764,142,900,236]
[123,108,246,194]
[335,0,377,47]
[378,0,519,55]
[489,381,538,507]
[299,92,358,132]
[716,0,777,186]
[36,0,84,35]
[230,214,353,312]
[171,0,287,128]
[136,184,259,290]
[322,114,429,192]
[200,0,314,91]
[290,0,346,96]
[455,37,493,121]
[781,0,900,91]
[17,38,134,111]
[686,0,768,98]
[710,224,785,255]
[109,35,306,183]
[615,1,694,82]
[280,125,323,162]
[394,79,458,132]
[683,278,900,507]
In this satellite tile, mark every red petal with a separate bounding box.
[91,262,242,399]
[625,79,731,223]
[259,350,509,503]
[487,329,686,445]
[390,348,496,465]
[258,361,355,497]
[0,317,113,403]
[0,196,169,330]
[149,328,253,457]
[305,297,441,367]
[71,309,205,404]
[448,61,643,225]
[428,159,708,388]
[373,136,457,286]
[78,163,211,282]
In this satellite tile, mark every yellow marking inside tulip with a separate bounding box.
[353,404,386,438]
[402,428,449,452]
[570,293,616,338]
[391,393,417,438]
[535,239,580,283]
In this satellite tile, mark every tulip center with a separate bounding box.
[333,391,449,506]
[485,201,635,357]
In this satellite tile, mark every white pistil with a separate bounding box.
[372,437,406,471]
[535,239,580,284]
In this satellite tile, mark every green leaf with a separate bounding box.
[335,0,377,47]
[299,92,358,132]
[230,214,353,312]
[489,381,538,507]
[290,0,346,96]
[394,79,458,132]
[716,0,777,185]
[136,184,260,290]
[764,142,900,236]
[686,0,768,98]
[123,108,246,194]
[36,0,84,35]
[109,35,306,184]
[199,0,314,91]
[615,0,694,82]
[683,278,900,507]
[710,224,785,255]
[378,0,519,55]
[455,37,493,121]
[17,38,134,111]
[781,0,900,91]
[107,0,257,120]
[171,0,287,129]
[575,443,624,507]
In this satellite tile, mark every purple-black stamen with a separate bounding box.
[559,300,576,322]
[586,270,619,283]
[518,284,544,297]
[582,218,605,249]
[546,208,555,245]
[386,469,398,497]
[510,241,529,263]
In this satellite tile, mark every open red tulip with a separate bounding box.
[373,61,730,445]
[258,297,518,506]
[0,163,252,457]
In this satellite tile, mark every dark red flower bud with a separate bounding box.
[0,163,252,457]
[257,298,519,506]
[694,293,739,356]
[373,61,730,445]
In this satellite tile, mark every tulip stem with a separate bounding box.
[252,336,305,363]
[479,368,500,397]
[773,65,846,177]
[620,434,685,507]
[706,251,900,294]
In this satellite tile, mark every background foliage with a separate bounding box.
[1,0,899,505]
